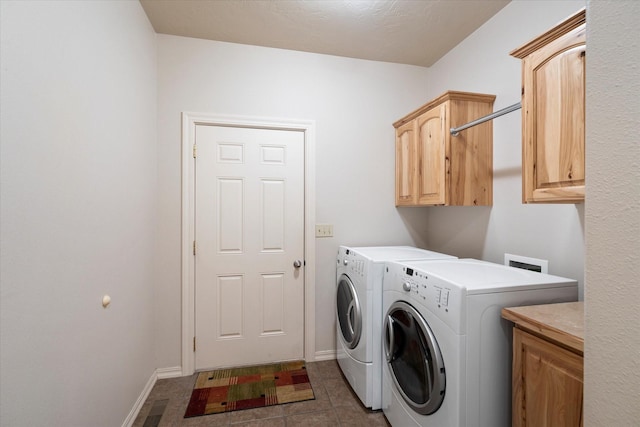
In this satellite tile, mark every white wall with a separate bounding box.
[585,1,640,424]
[425,1,586,297]
[155,36,431,364]
[0,1,636,424]
[0,2,158,426]
[1,0,635,424]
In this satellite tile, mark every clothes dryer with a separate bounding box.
[382,259,578,427]
[336,246,456,410]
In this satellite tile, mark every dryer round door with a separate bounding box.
[336,274,362,349]
[384,301,446,415]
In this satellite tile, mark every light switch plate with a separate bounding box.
[315,224,333,238]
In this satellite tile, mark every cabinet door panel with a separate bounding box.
[513,328,583,427]
[533,45,585,191]
[416,106,446,205]
[395,121,416,206]
[522,24,585,203]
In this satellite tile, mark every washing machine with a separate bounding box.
[336,246,457,410]
[382,258,578,427]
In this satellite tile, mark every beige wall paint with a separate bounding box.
[425,0,586,297]
[0,1,158,425]
[585,0,640,424]
[155,37,433,365]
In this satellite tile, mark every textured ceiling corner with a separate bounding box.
[139,0,510,67]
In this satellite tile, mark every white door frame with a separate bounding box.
[181,112,316,375]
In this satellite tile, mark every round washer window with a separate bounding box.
[336,274,362,349]
[384,301,446,415]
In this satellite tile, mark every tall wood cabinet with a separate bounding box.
[502,302,584,427]
[511,9,586,203]
[394,91,495,206]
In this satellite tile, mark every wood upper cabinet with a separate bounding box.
[394,91,495,206]
[511,9,586,203]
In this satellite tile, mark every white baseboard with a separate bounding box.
[122,370,157,427]
[122,366,184,427]
[313,350,336,361]
[156,366,183,379]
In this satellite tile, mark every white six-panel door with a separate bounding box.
[194,124,305,369]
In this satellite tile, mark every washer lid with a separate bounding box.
[400,258,577,294]
[348,246,457,262]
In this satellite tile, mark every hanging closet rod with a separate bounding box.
[450,102,521,136]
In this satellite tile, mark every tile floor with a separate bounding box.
[133,360,391,427]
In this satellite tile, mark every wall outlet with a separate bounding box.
[315,224,333,238]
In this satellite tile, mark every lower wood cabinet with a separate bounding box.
[502,302,584,427]
[512,328,584,427]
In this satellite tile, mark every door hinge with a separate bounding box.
[193,336,196,352]
[193,241,196,256]
[193,144,197,158]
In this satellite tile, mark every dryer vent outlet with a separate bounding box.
[504,253,548,273]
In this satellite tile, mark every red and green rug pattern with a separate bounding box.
[184,361,315,417]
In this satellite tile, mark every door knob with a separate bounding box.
[293,260,302,268]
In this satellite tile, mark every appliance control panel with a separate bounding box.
[337,248,367,278]
[385,262,463,333]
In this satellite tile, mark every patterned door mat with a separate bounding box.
[184,360,315,418]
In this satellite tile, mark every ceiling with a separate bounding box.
[140,0,510,67]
